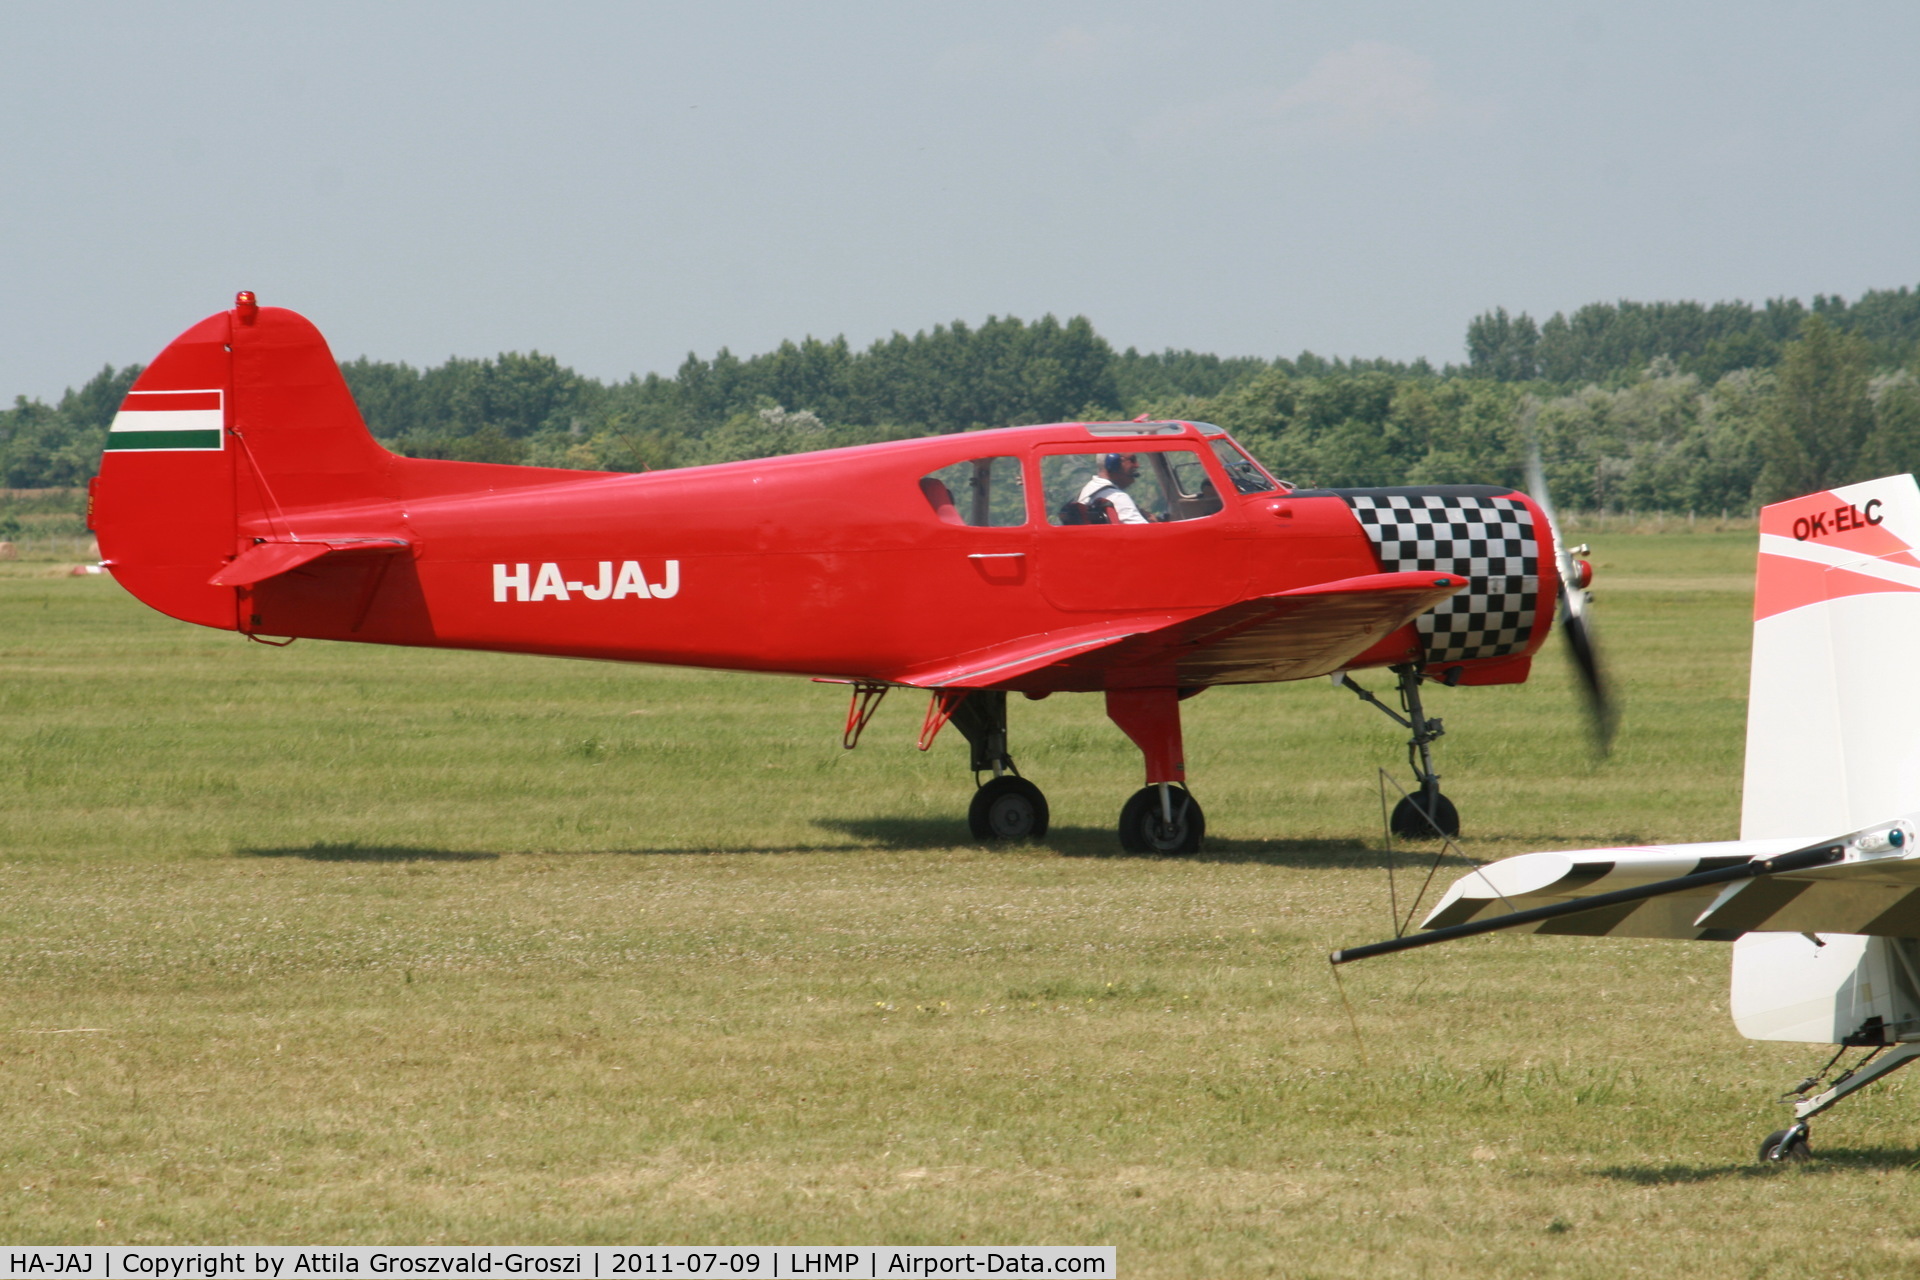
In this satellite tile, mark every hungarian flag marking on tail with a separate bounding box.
[106,389,224,451]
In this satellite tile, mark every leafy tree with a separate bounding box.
[1524,363,1767,514]
[1113,348,1267,405]
[1197,367,1296,440]
[1864,371,1920,478]
[1758,316,1875,501]
[1465,307,1540,380]
[701,404,830,464]
[1683,369,1768,514]
[1846,286,1920,367]
[339,358,427,437]
[857,314,1118,431]
[0,364,140,488]
[1467,289,1920,387]
[58,363,144,432]
[1404,380,1522,487]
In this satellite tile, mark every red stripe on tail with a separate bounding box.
[121,390,222,412]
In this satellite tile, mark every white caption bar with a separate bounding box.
[2,1248,1116,1279]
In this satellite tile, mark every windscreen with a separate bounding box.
[1209,438,1282,494]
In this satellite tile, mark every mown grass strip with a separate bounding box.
[6,533,1917,1275]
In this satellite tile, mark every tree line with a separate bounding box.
[1466,287,1920,385]
[5,288,1918,515]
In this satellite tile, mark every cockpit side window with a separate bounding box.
[1042,450,1225,525]
[919,456,1027,527]
[1209,438,1284,494]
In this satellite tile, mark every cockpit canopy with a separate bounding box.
[916,423,1282,527]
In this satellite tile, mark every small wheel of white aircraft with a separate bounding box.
[1758,1126,1811,1164]
[969,776,1049,841]
[1390,791,1460,839]
[1118,785,1205,856]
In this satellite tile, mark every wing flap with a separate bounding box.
[1085,571,1467,687]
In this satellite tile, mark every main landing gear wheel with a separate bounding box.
[1390,791,1460,839]
[1758,1125,1811,1164]
[1118,785,1205,856]
[969,776,1050,841]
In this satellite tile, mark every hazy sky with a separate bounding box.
[4,2,1917,401]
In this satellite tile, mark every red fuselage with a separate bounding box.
[93,305,1554,694]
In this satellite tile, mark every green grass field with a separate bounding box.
[6,530,1919,1276]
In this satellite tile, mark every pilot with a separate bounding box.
[1192,478,1223,517]
[1078,453,1150,524]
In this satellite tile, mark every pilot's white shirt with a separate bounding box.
[1077,475,1148,524]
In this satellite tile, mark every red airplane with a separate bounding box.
[91,295,1609,853]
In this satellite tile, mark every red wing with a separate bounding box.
[894,571,1465,690]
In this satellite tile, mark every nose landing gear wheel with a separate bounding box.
[1758,1125,1811,1164]
[969,776,1050,841]
[1118,785,1205,855]
[1390,791,1459,839]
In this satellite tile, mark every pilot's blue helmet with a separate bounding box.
[1104,452,1136,474]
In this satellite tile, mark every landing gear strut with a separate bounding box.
[1106,688,1205,855]
[912,684,1204,852]
[1762,1038,1920,1163]
[951,690,1050,841]
[1339,663,1460,839]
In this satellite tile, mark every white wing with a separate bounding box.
[1420,820,1920,941]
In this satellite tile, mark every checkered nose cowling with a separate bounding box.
[1332,485,1543,664]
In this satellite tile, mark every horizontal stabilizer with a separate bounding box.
[896,571,1464,690]
[209,538,410,588]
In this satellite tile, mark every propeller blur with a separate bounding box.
[1527,444,1617,752]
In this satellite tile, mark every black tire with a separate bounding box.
[1118,785,1205,855]
[1390,791,1460,839]
[1758,1127,1811,1164]
[969,776,1049,841]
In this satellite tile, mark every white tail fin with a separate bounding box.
[1741,474,1920,841]
[1736,475,1920,1044]
[1404,481,1920,1045]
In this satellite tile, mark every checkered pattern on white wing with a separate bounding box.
[1342,492,1541,662]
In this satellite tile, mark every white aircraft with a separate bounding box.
[1334,473,1920,1163]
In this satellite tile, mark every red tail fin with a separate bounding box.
[98,294,612,640]
[94,295,399,631]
